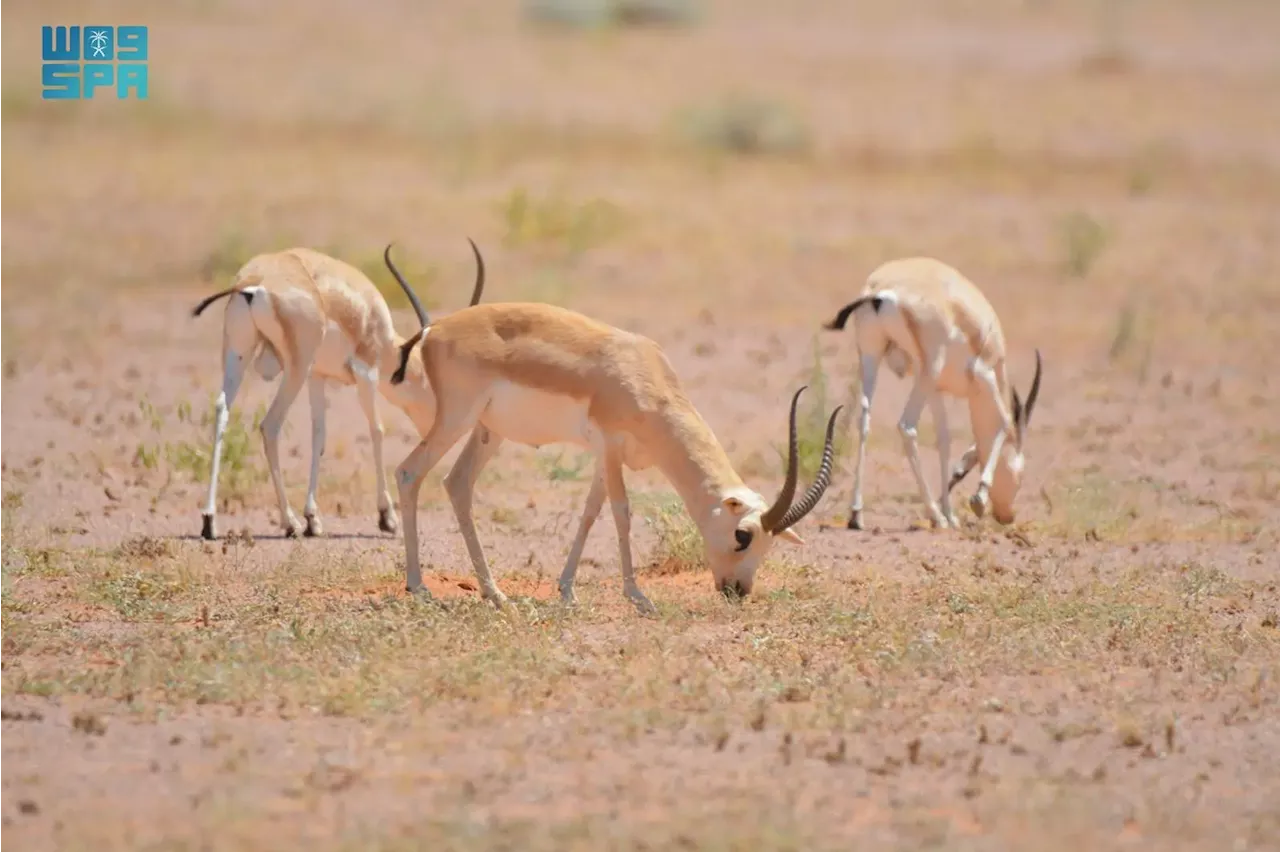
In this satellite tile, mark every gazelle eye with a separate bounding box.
[734,529,753,552]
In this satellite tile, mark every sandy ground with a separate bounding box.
[3,1,1280,849]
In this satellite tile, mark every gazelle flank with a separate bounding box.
[823,256,1043,530]
[190,240,484,540]
[388,292,843,614]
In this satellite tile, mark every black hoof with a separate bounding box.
[201,515,217,540]
[846,511,865,531]
[303,516,323,538]
[377,509,397,534]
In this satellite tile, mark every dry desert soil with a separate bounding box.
[3,1,1279,849]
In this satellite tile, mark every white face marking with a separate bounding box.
[703,488,801,597]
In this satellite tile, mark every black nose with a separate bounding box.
[720,580,748,599]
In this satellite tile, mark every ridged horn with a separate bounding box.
[773,406,844,532]
[760,386,806,534]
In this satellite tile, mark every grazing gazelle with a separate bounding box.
[822,257,1042,531]
[190,240,484,541]
[388,292,843,613]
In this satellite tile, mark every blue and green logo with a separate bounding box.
[42,25,148,100]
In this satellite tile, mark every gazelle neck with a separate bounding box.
[647,399,747,528]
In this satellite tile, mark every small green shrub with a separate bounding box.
[1060,211,1111,278]
[524,0,701,30]
[637,494,704,574]
[676,95,810,158]
[499,188,625,260]
[776,338,852,484]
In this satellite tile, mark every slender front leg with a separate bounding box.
[930,393,956,528]
[898,376,948,528]
[202,347,249,540]
[558,468,607,605]
[443,426,508,607]
[600,446,655,616]
[352,362,397,534]
[848,351,881,530]
[260,366,310,537]
[948,445,979,495]
[303,377,328,537]
[969,362,1013,518]
[396,403,481,594]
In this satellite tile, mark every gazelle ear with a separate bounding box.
[723,496,749,516]
[776,528,804,545]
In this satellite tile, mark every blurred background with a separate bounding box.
[3,0,1279,514]
[5,0,1277,335]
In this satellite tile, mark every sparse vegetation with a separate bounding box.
[537,449,591,482]
[776,338,852,484]
[199,228,261,284]
[1107,299,1158,384]
[523,0,700,30]
[499,187,626,261]
[636,492,704,573]
[1059,211,1111,278]
[675,94,811,158]
[132,397,268,508]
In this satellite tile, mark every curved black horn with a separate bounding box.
[774,405,844,532]
[1021,349,1043,428]
[466,237,485,307]
[760,386,806,533]
[384,242,430,329]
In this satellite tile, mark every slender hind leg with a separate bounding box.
[558,469,607,605]
[598,443,654,615]
[260,364,310,537]
[202,347,249,540]
[396,397,486,594]
[848,352,881,530]
[931,393,957,528]
[443,426,508,605]
[352,361,397,534]
[302,376,328,537]
[898,375,949,529]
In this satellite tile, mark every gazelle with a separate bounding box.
[822,257,1042,531]
[388,292,843,613]
[190,240,484,541]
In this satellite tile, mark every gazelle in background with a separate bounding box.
[190,240,484,540]
[823,257,1042,531]
[387,278,843,613]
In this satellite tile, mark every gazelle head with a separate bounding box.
[985,349,1043,524]
[705,386,842,598]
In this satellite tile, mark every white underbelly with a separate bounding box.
[313,321,358,383]
[934,339,976,396]
[881,335,973,397]
[481,382,595,450]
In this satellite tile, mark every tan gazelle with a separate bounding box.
[388,272,843,614]
[823,257,1043,530]
[190,240,484,541]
